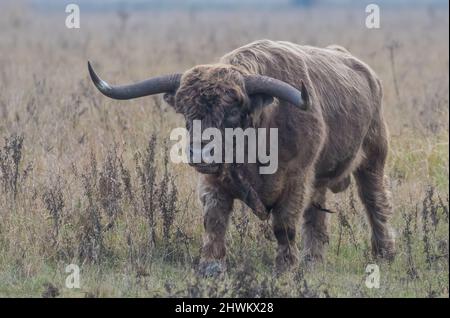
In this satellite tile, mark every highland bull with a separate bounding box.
[88,40,395,275]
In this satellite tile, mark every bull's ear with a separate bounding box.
[163,92,183,113]
[249,94,274,112]
[163,92,176,107]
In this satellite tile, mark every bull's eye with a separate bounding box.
[227,108,241,120]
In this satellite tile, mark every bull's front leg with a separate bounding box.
[198,186,233,277]
[272,178,311,275]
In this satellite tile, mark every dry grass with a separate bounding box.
[0,3,448,297]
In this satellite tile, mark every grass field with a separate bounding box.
[0,3,448,297]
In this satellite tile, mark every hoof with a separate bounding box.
[198,260,226,278]
[373,246,396,262]
[275,250,299,276]
[372,238,396,262]
[300,252,324,271]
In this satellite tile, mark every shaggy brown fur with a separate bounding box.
[166,40,395,275]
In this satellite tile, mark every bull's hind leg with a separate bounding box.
[353,125,395,260]
[198,188,233,277]
[301,188,329,263]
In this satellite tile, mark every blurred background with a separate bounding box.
[26,0,450,10]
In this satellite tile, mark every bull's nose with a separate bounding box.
[186,143,203,163]
[187,144,193,157]
[186,143,217,164]
[201,143,215,163]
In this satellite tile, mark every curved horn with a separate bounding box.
[244,75,305,109]
[88,61,182,100]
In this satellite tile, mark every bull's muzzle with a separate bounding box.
[186,143,221,174]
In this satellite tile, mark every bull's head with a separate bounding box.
[88,62,308,175]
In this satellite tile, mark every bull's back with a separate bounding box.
[222,40,383,185]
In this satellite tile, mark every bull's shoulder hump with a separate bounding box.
[325,44,351,54]
[220,40,313,73]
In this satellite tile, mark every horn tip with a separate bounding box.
[87,61,111,92]
[87,61,95,78]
